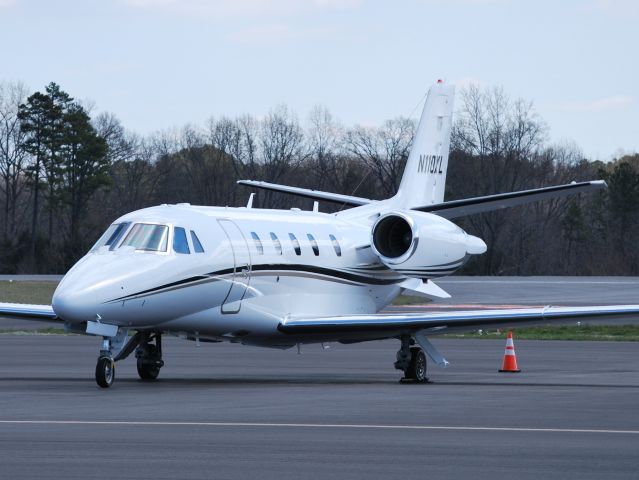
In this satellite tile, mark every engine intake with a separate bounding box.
[372,214,413,258]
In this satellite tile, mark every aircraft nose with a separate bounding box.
[52,287,98,323]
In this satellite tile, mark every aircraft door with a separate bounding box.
[218,219,252,314]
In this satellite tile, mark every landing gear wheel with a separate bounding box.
[135,334,164,381]
[137,356,160,380]
[405,347,428,383]
[96,356,115,388]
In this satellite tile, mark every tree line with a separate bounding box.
[0,80,637,274]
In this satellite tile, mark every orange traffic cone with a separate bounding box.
[499,331,521,373]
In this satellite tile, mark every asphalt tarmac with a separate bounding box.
[1,277,639,479]
[434,276,639,306]
[1,336,639,479]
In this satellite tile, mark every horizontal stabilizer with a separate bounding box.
[237,180,372,207]
[278,304,639,335]
[414,180,606,219]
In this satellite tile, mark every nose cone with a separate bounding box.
[52,286,99,323]
[52,255,105,323]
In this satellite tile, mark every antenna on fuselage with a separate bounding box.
[246,193,255,209]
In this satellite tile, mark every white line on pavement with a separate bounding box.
[0,420,638,434]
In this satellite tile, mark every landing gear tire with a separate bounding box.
[137,361,160,380]
[135,333,164,381]
[405,347,428,383]
[137,346,161,380]
[96,356,115,388]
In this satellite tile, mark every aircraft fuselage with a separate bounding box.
[52,203,468,347]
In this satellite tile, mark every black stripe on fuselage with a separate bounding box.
[107,275,211,302]
[245,264,403,285]
[105,264,404,303]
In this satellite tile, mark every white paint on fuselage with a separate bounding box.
[53,204,407,345]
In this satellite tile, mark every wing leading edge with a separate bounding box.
[278,305,639,335]
[0,302,58,322]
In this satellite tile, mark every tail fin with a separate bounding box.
[393,81,455,208]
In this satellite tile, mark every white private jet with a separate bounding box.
[2,81,637,388]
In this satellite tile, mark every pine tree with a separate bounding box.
[18,90,52,267]
[60,102,109,258]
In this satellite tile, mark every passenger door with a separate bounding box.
[218,219,252,314]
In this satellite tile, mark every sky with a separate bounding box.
[0,0,637,160]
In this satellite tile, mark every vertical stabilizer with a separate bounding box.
[393,81,455,208]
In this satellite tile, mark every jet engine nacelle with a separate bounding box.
[370,211,486,277]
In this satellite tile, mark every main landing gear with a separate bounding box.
[94,331,164,388]
[394,335,428,383]
[135,332,164,381]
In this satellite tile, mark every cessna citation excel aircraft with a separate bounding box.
[2,81,638,388]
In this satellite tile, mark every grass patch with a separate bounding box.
[392,295,432,305]
[0,328,70,335]
[444,325,639,341]
[0,280,58,305]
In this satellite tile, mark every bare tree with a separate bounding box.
[258,105,306,207]
[307,105,344,191]
[94,112,137,164]
[451,85,549,274]
[111,139,159,213]
[0,81,29,239]
[260,105,305,179]
[177,123,237,206]
[346,117,414,198]
[92,112,159,218]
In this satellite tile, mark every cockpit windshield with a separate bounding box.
[91,222,130,252]
[120,223,169,252]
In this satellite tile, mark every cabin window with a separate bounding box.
[329,234,342,257]
[289,233,301,255]
[270,232,282,255]
[307,233,319,256]
[92,222,130,251]
[173,227,190,254]
[191,230,205,253]
[121,223,169,252]
[251,232,264,254]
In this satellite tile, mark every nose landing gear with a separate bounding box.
[96,338,115,388]
[94,331,164,388]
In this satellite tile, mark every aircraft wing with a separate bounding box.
[413,180,606,219]
[0,302,59,322]
[237,180,373,207]
[278,305,639,335]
